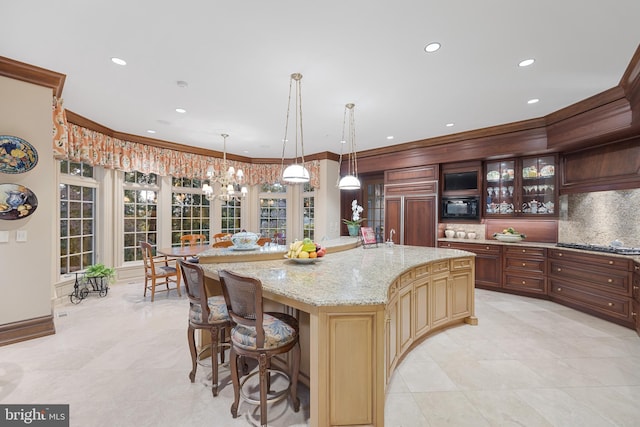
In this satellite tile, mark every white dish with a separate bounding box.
[231,245,260,251]
[494,233,524,243]
[284,255,321,264]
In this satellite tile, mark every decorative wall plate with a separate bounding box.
[0,183,38,220]
[0,135,38,174]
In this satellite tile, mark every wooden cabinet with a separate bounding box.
[503,246,547,296]
[633,262,640,336]
[438,241,502,289]
[548,248,635,327]
[384,256,475,383]
[385,165,438,247]
[485,155,557,217]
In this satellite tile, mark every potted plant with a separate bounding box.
[84,263,116,290]
[342,199,366,237]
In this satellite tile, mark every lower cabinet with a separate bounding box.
[548,248,635,328]
[385,257,474,382]
[503,246,547,296]
[438,241,502,289]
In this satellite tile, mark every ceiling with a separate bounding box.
[2,1,640,159]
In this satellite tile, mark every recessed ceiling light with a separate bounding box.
[176,80,188,88]
[386,136,394,140]
[446,123,454,127]
[175,108,187,113]
[424,42,441,53]
[518,58,535,67]
[146,130,156,134]
[527,98,539,104]
[111,57,127,66]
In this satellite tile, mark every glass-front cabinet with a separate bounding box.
[484,155,557,217]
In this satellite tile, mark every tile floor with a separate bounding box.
[1,281,639,426]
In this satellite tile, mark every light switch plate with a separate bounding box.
[0,230,8,243]
[16,229,27,242]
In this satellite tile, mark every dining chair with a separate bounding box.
[178,259,231,397]
[139,241,182,302]
[256,237,272,246]
[218,269,300,426]
[180,234,207,247]
[212,240,234,248]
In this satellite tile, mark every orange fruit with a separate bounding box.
[309,251,317,258]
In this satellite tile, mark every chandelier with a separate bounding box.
[338,103,361,190]
[280,73,310,183]
[202,133,248,202]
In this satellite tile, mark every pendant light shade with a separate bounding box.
[280,73,310,183]
[338,103,360,190]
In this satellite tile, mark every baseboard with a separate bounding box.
[0,314,55,347]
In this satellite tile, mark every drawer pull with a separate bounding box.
[557,287,562,291]
[633,312,638,318]
[486,246,490,250]
[608,260,614,265]
[557,268,562,272]
[635,265,639,271]
[522,263,526,267]
[522,280,526,285]
[607,302,614,307]
[522,249,526,253]
[634,286,639,291]
[558,253,563,257]
[607,279,613,283]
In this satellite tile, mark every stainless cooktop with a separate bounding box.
[556,242,640,255]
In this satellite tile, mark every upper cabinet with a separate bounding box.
[484,155,558,217]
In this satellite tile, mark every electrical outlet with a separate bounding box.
[0,230,8,243]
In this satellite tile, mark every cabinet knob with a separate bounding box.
[486,246,490,250]
[634,286,639,291]
[608,302,614,307]
[607,279,613,283]
[522,280,526,285]
[608,260,614,265]
[522,249,526,253]
[557,268,562,272]
[633,312,638,318]
[522,263,526,267]
[557,287,562,291]
[558,253,563,257]
[635,265,639,271]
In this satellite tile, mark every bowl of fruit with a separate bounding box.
[285,238,326,263]
[493,227,526,243]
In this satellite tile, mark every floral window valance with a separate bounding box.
[52,97,320,188]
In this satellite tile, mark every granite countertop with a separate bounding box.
[197,236,359,258]
[200,245,475,307]
[438,238,640,262]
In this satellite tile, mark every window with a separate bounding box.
[123,171,158,262]
[365,178,385,242]
[171,177,210,246]
[59,160,96,275]
[221,199,242,234]
[303,182,315,241]
[259,183,287,244]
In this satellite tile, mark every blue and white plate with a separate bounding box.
[0,135,38,174]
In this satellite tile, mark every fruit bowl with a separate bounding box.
[493,233,524,243]
[284,255,321,264]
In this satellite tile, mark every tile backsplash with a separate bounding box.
[558,188,640,247]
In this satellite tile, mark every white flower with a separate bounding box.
[351,199,363,221]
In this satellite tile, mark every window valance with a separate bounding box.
[52,98,320,188]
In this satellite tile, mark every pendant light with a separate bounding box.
[338,103,361,190]
[280,73,310,183]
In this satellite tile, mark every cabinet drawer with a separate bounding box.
[503,273,546,294]
[548,249,632,271]
[432,260,450,274]
[504,257,545,274]
[438,241,501,255]
[549,260,630,296]
[451,257,473,270]
[504,246,545,258]
[549,279,631,321]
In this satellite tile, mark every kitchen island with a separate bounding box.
[200,242,477,427]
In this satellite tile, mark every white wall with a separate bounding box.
[0,76,55,324]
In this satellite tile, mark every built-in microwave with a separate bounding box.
[441,196,480,220]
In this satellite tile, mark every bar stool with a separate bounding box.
[218,269,300,426]
[178,259,231,397]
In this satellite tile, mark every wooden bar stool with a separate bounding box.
[179,260,231,397]
[218,269,300,426]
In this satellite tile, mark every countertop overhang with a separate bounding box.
[200,244,475,308]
